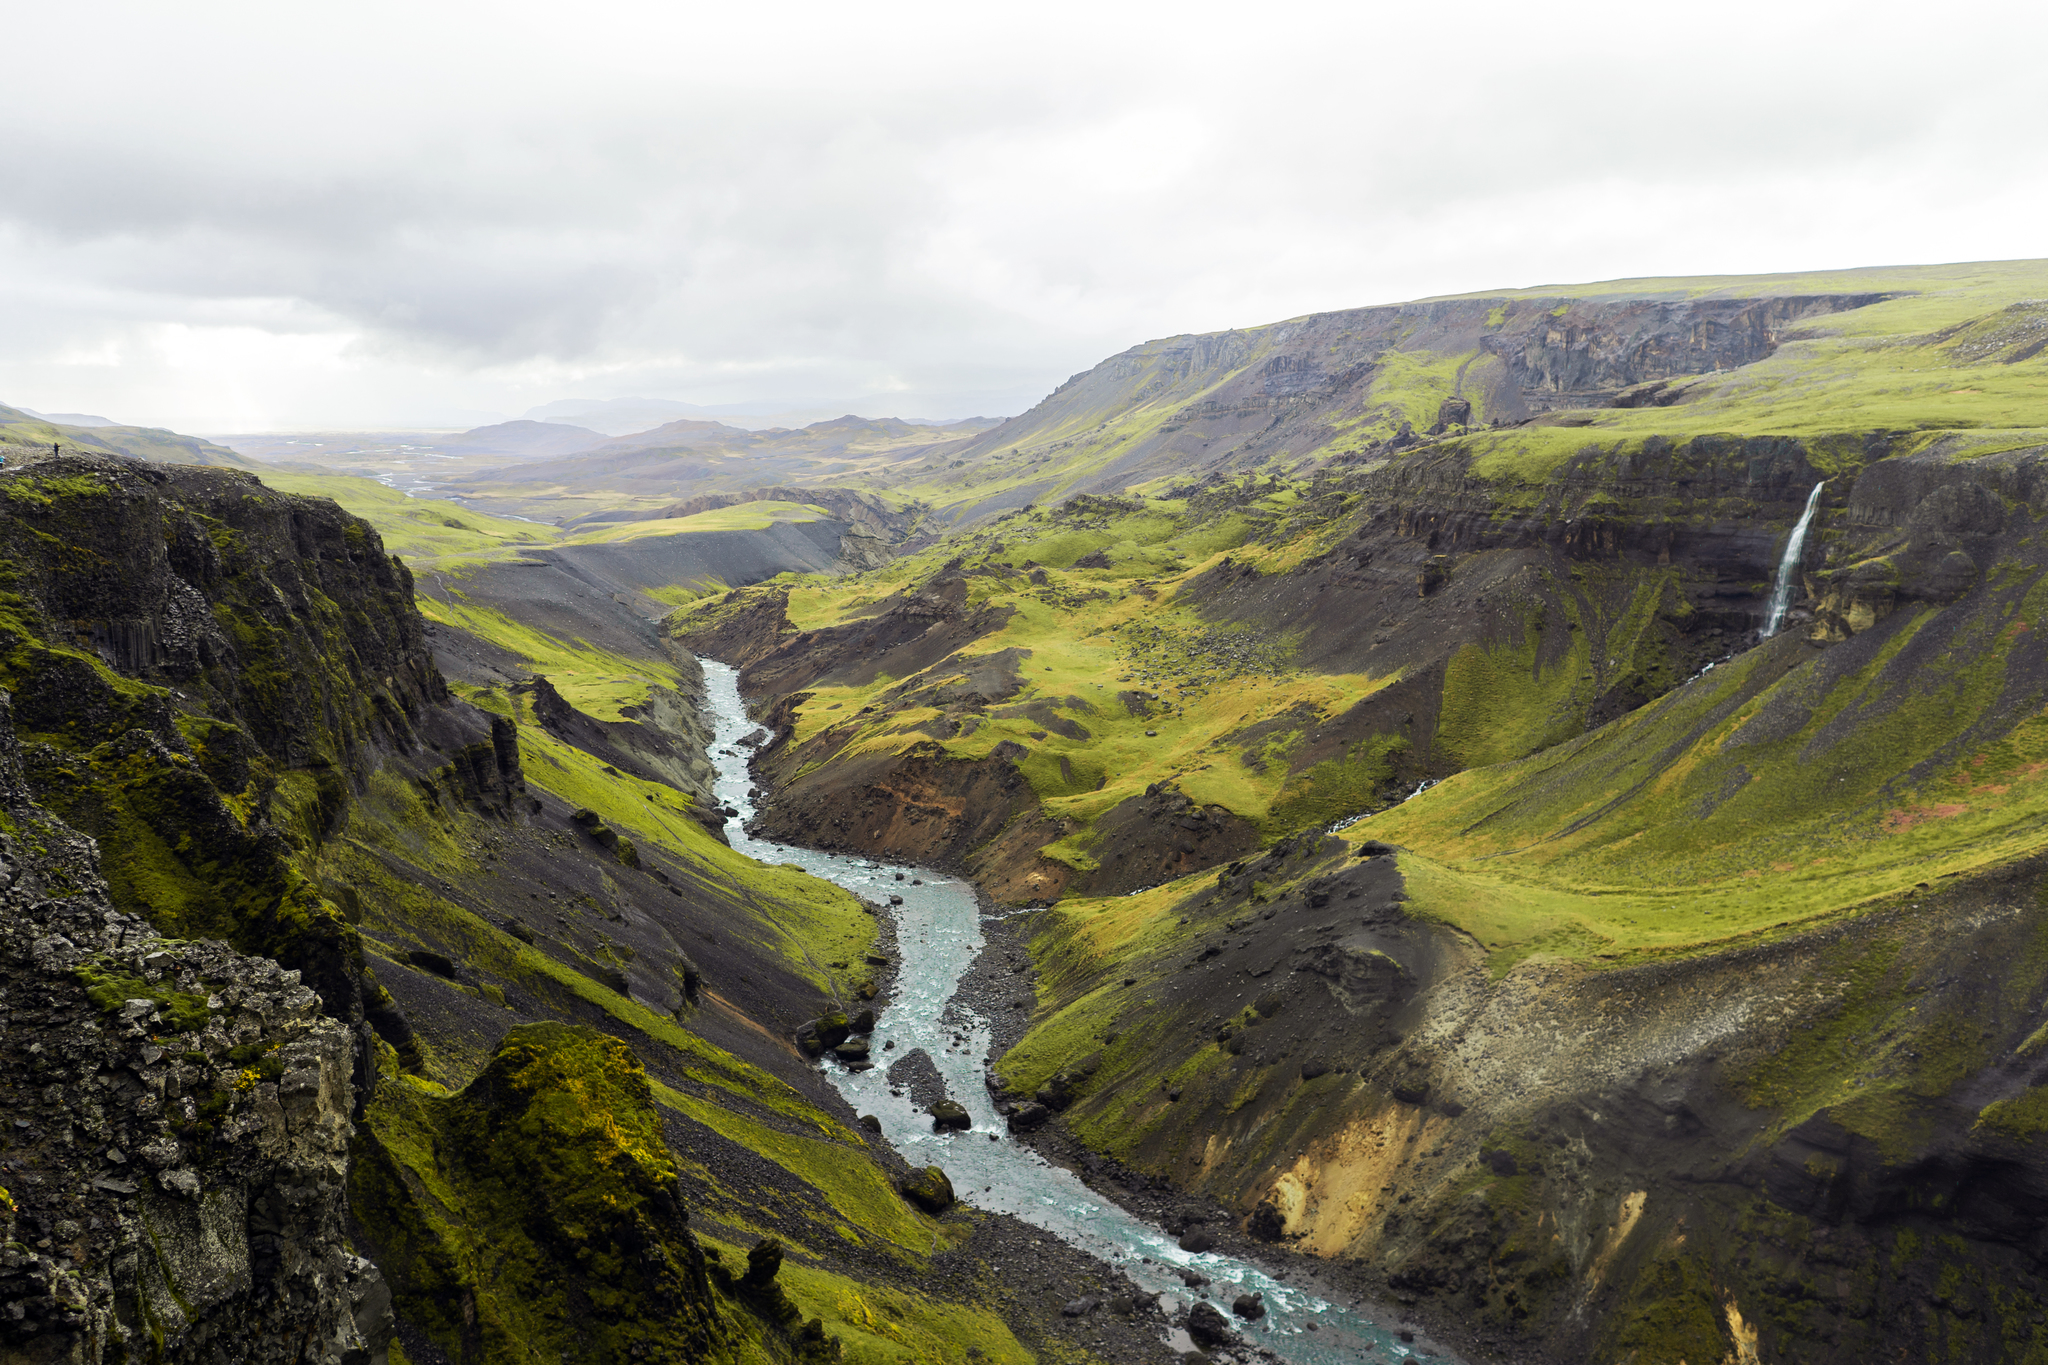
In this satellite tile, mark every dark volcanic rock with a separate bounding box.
[898,1165,955,1213]
[930,1099,973,1131]
[1035,1071,1077,1111]
[1186,1301,1238,1348]
[1006,1101,1051,1132]
[1429,395,1472,433]
[1231,1291,1266,1321]
[405,948,458,979]
[794,1010,851,1055]
[0,691,390,1363]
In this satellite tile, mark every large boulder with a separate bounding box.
[898,1165,955,1213]
[794,1011,852,1055]
[1231,1292,1266,1321]
[1006,1101,1051,1132]
[1186,1301,1238,1349]
[930,1100,972,1132]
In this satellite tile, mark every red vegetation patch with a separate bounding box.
[1883,803,1969,833]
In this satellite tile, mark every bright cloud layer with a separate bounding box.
[1,0,2042,430]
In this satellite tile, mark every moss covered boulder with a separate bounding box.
[793,1010,850,1056]
[897,1165,954,1214]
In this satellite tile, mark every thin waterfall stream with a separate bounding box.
[698,659,1465,1364]
[1762,481,1826,638]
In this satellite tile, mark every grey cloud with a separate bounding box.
[0,0,2041,428]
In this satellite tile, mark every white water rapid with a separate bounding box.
[1762,481,1826,638]
[697,659,1467,1364]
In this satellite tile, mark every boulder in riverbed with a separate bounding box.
[1231,1292,1266,1321]
[1186,1301,1238,1348]
[1178,1229,1215,1253]
[930,1099,972,1131]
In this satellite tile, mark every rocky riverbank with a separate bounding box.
[948,904,1046,1062]
[1006,1120,1485,1364]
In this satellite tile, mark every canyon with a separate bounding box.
[5,259,2048,1364]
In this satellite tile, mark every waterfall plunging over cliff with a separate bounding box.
[1763,481,1826,638]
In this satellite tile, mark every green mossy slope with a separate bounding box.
[353,1023,751,1363]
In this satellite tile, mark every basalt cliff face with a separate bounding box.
[0,459,551,1362]
[0,687,387,1364]
[0,458,515,1068]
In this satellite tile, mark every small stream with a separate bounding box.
[699,660,1457,1363]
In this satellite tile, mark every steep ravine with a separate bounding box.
[705,660,1474,1364]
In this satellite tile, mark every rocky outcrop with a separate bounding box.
[348,1022,738,1364]
[521,673,717,810]
[896,1166,954,1214]
[0,691,389,1363]
[0,458,442,778]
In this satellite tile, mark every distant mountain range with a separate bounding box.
[525,395,1003,435]
[18,406,118,427]
[430,419,611,456]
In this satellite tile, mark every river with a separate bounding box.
[700,659,1457,1363]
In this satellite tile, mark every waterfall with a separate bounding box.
[1762,481,1826,638]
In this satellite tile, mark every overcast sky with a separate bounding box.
[2,0,2042,432]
